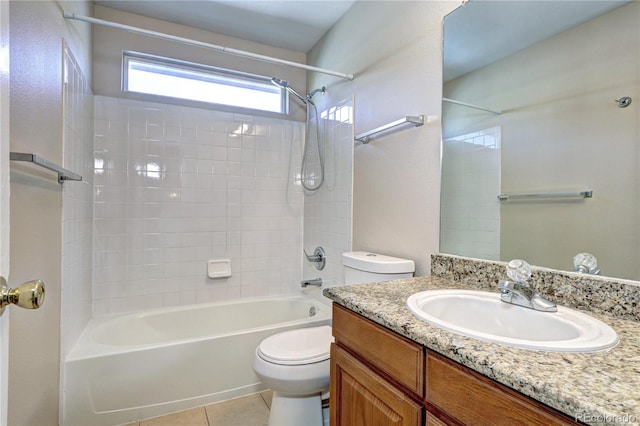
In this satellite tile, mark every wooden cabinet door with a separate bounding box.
[330,344,423,426]
[332,304,425,396]
[426,412,451,426]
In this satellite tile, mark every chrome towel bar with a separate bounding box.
[498,190,593,201]
[10,152,82,184]
[355,115,424,144]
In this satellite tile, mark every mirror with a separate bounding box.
[440,0,639,280]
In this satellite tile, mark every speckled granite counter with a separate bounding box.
[323,276,640,425]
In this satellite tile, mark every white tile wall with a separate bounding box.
[61,42,94,357]
[303,98,354,286]
[93,96,305,314]
[440,127,501,260]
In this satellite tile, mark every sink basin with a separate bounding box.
[406,289,618,352]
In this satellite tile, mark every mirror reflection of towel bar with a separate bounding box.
[498,190,593,201]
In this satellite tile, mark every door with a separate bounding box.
[0,0,10,423]
[330,344,423,426]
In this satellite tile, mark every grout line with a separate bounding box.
[204,405,212,426]
[259,391,271,408]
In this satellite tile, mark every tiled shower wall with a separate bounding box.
[93,96,305,315]
[303,98,353,286]
[61,43,94,357]
[440,127,501,261]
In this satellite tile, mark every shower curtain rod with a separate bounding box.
[62,12,355,81]
[443,97,502,115]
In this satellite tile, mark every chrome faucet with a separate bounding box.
[498,259,557,312]
[301,278,323,288]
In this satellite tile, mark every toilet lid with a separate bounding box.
[258,325,333,366]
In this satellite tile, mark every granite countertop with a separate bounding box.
[324,276,640,425]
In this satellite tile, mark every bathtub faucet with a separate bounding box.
[301,278,322,288]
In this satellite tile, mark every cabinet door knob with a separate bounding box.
[0,277,45,315]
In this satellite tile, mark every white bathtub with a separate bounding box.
[62,295,331,426]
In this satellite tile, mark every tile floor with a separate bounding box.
[123,392,329,426]
[124,392,272,426]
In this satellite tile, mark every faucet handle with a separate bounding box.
[506,259,532,283]
[574,252,600,275]
[304,247,326,271]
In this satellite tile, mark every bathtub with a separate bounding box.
[62,295,331,426]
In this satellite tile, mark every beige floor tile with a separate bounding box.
[205,394,270,426]
[140,407,208,426]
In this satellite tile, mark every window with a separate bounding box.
[123,52,286,114]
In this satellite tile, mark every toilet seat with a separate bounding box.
[258,325,333,365]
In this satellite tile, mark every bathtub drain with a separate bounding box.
[309,306,317,317]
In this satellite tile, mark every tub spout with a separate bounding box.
[301,278,322,288]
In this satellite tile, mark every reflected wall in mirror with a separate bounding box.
[441,0,639,280]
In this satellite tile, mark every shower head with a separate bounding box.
[270,77,326,107]
[308,87,326,101]
[270,77,326,191]
[270,77,307,104]
[270,77,289,89]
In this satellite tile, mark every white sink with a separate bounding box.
[406,289,618,352]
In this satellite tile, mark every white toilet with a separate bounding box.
[342,251,415,285]
[252,251,415,426]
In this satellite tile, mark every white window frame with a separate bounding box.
[122,51,288,114]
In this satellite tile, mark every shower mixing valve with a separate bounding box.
[304,247,326,270]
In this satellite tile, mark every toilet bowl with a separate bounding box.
[253,251,415,425]
[252,325,333,426]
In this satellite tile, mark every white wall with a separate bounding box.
[308,1,461,276]
[88,1,461,292]
[93,96,305,314]
[88,5,363,311]
[443,2,640,279]
[8,1,92,424]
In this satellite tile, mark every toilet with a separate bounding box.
[342,251,415,285]
[252,251,415,426]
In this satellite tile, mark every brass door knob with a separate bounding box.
[0,277,45,315]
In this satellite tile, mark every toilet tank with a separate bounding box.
[342,251,415,284]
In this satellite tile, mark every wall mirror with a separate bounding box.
[440,0,639,280]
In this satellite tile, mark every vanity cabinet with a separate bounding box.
[330,304,424,426]
[331,345,422,426]
[330,304,579,426]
